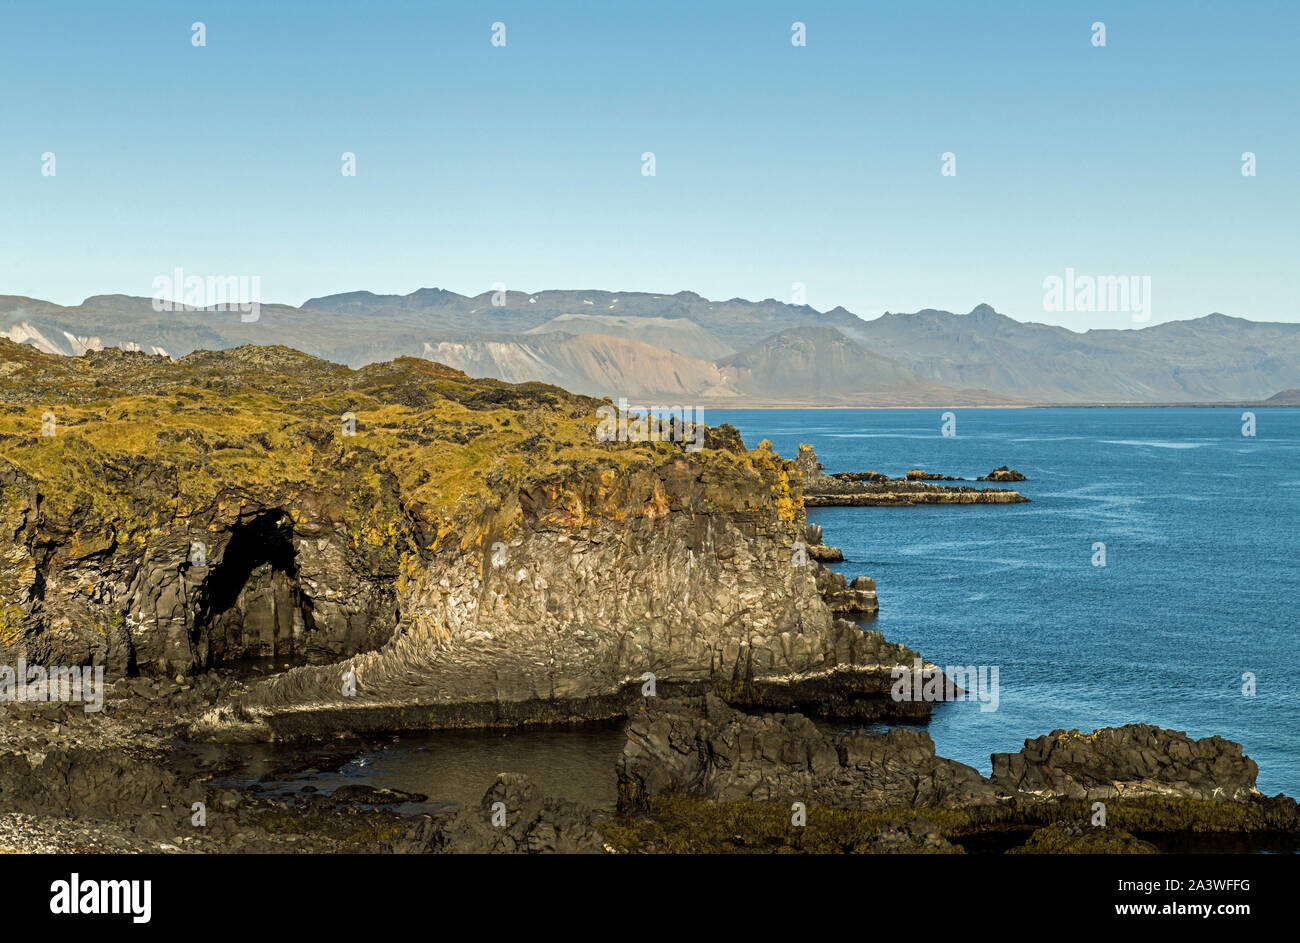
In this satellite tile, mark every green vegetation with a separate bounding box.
[0,341,801,556]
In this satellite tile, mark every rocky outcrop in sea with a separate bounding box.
[990,726,1260,801]
[794,445,1029,506]
[978,466,1028,482]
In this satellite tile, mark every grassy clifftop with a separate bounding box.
[0,339,799,554]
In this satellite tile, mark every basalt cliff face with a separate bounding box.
[0,340,908,740]
[200,455,914,740]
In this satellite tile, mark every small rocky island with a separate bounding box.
[794,445,1029,506]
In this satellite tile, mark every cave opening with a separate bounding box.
[191,510,318,667]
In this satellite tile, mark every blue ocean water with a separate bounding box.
[707,407,1300,797]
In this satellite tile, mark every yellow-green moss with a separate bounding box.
[0,341,802,566]
[602,793,972,854]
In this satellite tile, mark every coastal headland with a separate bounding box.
[0,342,1291,853]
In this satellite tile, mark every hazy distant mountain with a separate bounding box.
[297,288,864,350]
[851,304,1300,402]
[4,289,1298,405]
[425,333,741,399]
[0,294,307,359]
[1263,388,1300,405]
[718,326,1024,405]
[523,313,736,361]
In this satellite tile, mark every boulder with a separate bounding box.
[990,725,1261,801]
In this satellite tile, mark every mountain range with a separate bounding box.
[3,289,1298,406]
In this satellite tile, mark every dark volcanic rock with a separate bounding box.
[905,469,963,481]
[0,746,202,820]
[815,567,878,614]
[990,725,1261,801]
[802,523,843,562]
[616,695,997,810]
[330,784,428,805]
[616,699,1275,823]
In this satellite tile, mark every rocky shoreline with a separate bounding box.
[1,683,1294,854]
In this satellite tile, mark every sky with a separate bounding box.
[1,0,1296,330]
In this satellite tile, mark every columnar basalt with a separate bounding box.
[196,452,915,740]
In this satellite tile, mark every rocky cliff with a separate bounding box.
[0,341,909,740]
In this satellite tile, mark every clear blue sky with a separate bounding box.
[2,0,1296,329]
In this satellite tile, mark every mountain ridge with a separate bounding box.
[3,289,1298,406]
